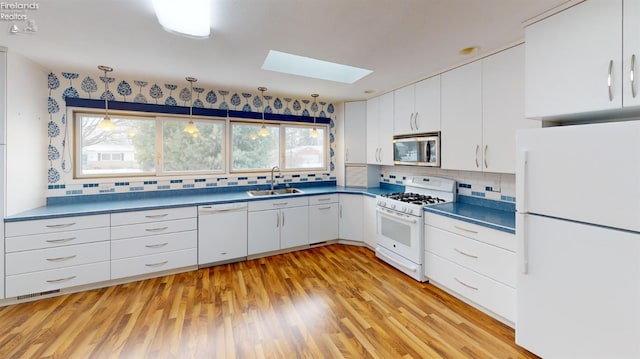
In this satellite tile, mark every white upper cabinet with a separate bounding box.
[441,61,483,172]
[344,101,367,164]
[393,76,440,135]
[442,44,537,173]
[525,0,624,118]
[366,92,394,165]
[623,0,640,107]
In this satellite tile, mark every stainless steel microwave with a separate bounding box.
[392,132,440,167]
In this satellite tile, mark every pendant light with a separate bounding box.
[258,86,270,137]
[97,65,116,131]
[310,93,319,138]
[184,77,200,137]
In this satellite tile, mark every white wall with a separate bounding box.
[6,51,47,215]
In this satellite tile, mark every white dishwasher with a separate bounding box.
[198,202,248,266]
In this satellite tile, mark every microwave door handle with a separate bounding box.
[425,141,431,162]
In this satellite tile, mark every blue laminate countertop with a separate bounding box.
[4,185,396,222]
[423,196,516,234]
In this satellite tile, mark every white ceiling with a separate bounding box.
[0,0,572,102]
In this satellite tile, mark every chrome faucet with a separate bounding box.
[270,165,281,191]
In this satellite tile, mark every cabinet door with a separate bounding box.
[482,45,539,173]
[280,207,309,249]
[525,0,622,118]
[393,85,415,135]
[378,92,395,166]
[441,61,482,171]
[248,210,280,255]
[362,196,377,249]
[623,0,640,107]
[414,76,441,132]
[338,194,363,241]
[309,203,339,244]
[366,97,380,164]
[344,101,367,164]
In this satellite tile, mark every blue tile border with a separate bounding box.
[458,195,515,212]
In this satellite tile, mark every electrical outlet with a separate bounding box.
[218,178,227,186]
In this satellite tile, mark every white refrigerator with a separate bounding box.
[515,120,640,358]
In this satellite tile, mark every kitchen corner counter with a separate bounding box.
[424,196,516,234]
[4,184,401,222]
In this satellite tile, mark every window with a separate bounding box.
[75,112,225,177]
[230,122,328,172]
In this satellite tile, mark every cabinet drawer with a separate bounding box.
[111,248,197,279]
[111,231,197,260]
[248,196,308,211]
[308,194,339,205]
[5,261,110,298]
[111,218,197,240]
[5,214,110,237]
[425,252,515,322]
[6,241,110,275]
[425,225,516,287]
[5,227,110,252]
[110,206,196,226]
[424,212,515,251]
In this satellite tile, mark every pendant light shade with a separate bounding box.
[258,87,269,137]
[310,93,319,138]
[184,77,200,137]
[97,65,115,131]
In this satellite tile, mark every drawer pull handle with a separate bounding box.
[46,276,77,283]
[45,223,76,229]
[46,237,76,244]
[317,198,332,201]
[454,225,478,234]
[318,206,332,210]
[146,242,169,249]
[145,227,169,232]
[46,255,77,262]
[145,261,169,267]
[272,202,288,207]
[454,248,478,259]
[145,214,169,219]
[454,277,478,291]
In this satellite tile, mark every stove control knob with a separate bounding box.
[378,201,385,207]
[401,207,407,213]
[390,204,396,210]
[407,208,413,215]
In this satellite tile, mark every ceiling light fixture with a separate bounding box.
[310,93,319,138]
[184,77,200,137]
[258,87,270,137]
[152,0,211,39]
[97,65,116,131]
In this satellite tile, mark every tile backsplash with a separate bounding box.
[380,166,515,203]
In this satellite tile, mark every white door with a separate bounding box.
[366,97,380,164]
[441,61,482,171]
[525,0,622,118]
[344,101,367,164]
[393,84,415,135]
[280,207,309,249]
[516,213,640,358]
[516,120,640,232]
[309,203,338,244]
[378,92,395,165]
[414,75,440,133]
[338,194,363,241]
[248,210,280,255]
[482,45,539,173]
[362,196,377,249]
[623,0,640,107]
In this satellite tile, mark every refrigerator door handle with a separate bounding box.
[516,149,528,213]
[516,214,529,274]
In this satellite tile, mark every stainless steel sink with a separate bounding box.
[247,188,304,197]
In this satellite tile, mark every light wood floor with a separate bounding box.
[0,244,537,358]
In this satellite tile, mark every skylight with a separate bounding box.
[262,50,373,84]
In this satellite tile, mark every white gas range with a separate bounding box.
[375,176,456,282]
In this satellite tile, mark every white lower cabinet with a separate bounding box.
[110,207,197,279]
[248,197,309,255]
[362,196,377,248]
[338,194,363,242]
[4,214,111,297]
[424,212,516,324]
[309,194,339,244]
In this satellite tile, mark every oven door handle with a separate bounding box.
[376,208,418,224]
